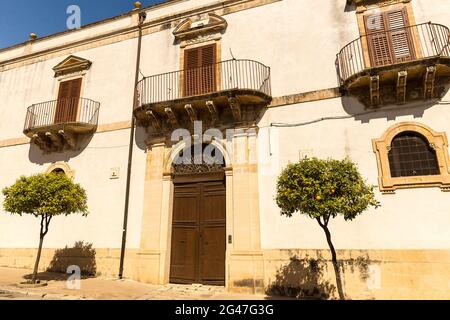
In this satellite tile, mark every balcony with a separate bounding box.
[134,59,272,134]
[337,22,450,108]
[24,98,100,152]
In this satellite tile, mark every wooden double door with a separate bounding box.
[170,178,226,286]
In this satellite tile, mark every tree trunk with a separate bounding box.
[31,236,44,284]
[317,218,345,300]
[31,215,51,284]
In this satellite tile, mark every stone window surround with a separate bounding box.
[175,13,226,92]
[52,56,92,123]
[45,161,75,179]
[355,0,418,69]
[372,122,450,193]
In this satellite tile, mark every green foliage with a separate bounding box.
[2,173,88,218]
[276,158,380,220]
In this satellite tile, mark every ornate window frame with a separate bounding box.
[45,161,75,179]
[173,13,227,48]
[174,13,226,98]
[53,55,92,78]
[372,122,450,193]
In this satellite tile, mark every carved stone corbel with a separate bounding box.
[206,101,218,124]
[228,97,241,121]
[32,133,52,152]
[146,110,162,131]
[184,104,197,123]
[46,132,64,151]
[370,75,380,107]
[165,107,179,128]
[396,70,408,104]
[59,130,77,149]
[424,66,437,99]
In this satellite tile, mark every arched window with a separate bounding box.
[388,132,440,177]
[51,168,66,175]
[172,143,225,175]
[45,162,74,179]
[373,122,450,193]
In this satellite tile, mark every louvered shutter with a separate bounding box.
[365,8,414,67]
[184,47,200,97]
[199,44,216,95]
[54,78,81,124]
[184,44,217,97]
[365,13,393,66]
[386,9,414,62]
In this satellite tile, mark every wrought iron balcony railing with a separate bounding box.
[24,97,100,133]
[337,22,450,85]
[136,59,272,108]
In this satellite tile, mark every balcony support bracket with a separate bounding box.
[146,110,162,131]
[396,71,408,104]
[228,97,242,121]
[165,107,179,128]
[46,132,64,151]
[370,75,380,107]
[59,130,77,150]
[32,134,52,153]
[424,65,437,99]
[184,104,197,123]
[206,101,218,124]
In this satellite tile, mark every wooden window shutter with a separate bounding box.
[365,13,393,66]
[199,44,216,95]
[386,9,415,62]
[184,44,217,97]
[365,8,414,67]
[54,78,82,124]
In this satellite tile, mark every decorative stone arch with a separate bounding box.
[45,161,75,179]
[139,130,263,292]
[163,139,233,175]
[372,122,450,193]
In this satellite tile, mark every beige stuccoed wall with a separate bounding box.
[0,129,147,249]
[0,0,449,298]
[258,91,450,250]
[0,38,138,138]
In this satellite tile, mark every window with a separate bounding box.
[183,44,217,97]
[388,132,440,177]
[51,168,66,175]
[55,78,82,124]
[373,122,450,193]
[364,8,415,67]
[45,162,74,179]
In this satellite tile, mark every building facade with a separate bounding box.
[0,0,449,299]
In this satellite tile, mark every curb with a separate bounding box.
[0,286,86,300]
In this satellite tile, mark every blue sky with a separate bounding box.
[0,0,165,49]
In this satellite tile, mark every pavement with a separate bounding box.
[0,267,268,300]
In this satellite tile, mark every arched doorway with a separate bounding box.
[169,144,226,285]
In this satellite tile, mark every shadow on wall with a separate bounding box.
[340,95,438,124]
[47,241,97,276]
[339,81,450,124]
[23,241,97,282]
[28,134,94,165]
[266,256,336,300]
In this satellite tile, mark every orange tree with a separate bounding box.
[2,173,88,283]
[275,158,379,299]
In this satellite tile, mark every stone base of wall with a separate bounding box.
[1,247,449,299]
[262,249,450,300]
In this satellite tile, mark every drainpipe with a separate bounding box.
[119,9,147,279]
